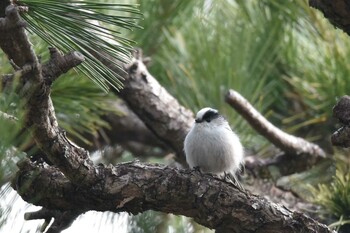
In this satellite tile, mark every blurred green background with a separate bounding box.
[1,0,350,232]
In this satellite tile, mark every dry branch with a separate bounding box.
[71,99,169,154]
[309,0,350,36]
[12,158,333,233]
[225,89,326,159]
[24,208,80,233]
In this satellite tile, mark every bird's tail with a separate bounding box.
[223,172,245,190]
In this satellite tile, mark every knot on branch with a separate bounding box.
[333,95,350,125]
[0,5,26,31]
[42,47,85,84]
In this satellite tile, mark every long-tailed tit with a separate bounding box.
[184,107,244,186]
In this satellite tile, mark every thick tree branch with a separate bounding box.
[0,5,96,187]
[94,49,194,164]
[225,89,326,159]
[12,159,333,233]
[309,0,350,36]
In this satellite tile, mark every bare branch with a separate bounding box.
[99,100,167,150]
[225,89,326,160]
[12,159,333,233]
[24,208,81,233]
[0,110,18,122]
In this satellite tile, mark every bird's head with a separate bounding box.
[195,107,221,123]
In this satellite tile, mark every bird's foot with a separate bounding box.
[223,172,245,191]
[193,166,202,173]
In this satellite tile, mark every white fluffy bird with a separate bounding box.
[184,107,244,186]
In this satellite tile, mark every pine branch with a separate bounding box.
[13,158,333,233]
[225,89,326,159]
[93,48,194,165]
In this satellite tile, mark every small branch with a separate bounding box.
[42,47,85,84]
[225,89,326,158]
[0,5,35,68]
[0,110,18,122]
[24,208,81,233]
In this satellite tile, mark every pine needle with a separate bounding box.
[17,0,142,92]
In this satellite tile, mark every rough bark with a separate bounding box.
[42,47,85,84]
[331,95,350,147]
[94,49,194,164]
[0,4,96,187]
[12,159,333,233]
[309,0,350,36]
[0,4,334,233]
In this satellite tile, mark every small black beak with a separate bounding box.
[195,119,202,123]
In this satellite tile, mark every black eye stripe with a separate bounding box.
[202,110,219,122]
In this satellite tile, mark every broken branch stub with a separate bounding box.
[331,95,350,147]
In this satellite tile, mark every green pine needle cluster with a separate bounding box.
[51,73,118,146]
[17,0,142,92]
[309,165,350,228]
[0,90,28,186]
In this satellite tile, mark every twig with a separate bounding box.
[225,89,326,158]
[25,208,81,233]
[0,110,18,122]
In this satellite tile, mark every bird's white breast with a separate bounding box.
[184,122,243,175]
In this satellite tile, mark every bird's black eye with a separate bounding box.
[202,110,219,123]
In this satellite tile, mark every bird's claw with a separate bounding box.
[193,166,201,172]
